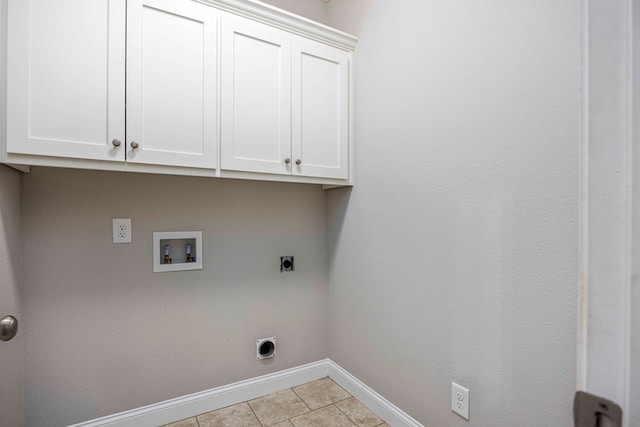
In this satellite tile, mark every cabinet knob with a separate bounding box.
[130,141,139,150]
[284,158,291,165]
[295,159,301,166]
[111,139,122,147]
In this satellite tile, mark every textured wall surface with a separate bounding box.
[0,165,25,427]
[632,1,640,420]
[327,1,580,425]
[11,1,585,426]
[259,0,328,24]
[21,168,329,427]
[326,0,372,36]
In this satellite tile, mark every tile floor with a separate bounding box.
[161,377,389,427]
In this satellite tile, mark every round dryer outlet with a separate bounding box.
[256,337,276,360]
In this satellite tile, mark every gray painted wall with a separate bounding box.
[0,165,25,426]
[326,0,371,36]
[8,0,584,426]
[21,168,329,426]
[327,1,580,426]
[260,0,328,25]
[632,0,640,420]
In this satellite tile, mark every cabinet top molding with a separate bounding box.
[196,0,358,51]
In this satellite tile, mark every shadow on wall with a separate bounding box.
[327,186,352,271]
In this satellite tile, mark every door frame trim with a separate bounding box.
[578,0,635,424]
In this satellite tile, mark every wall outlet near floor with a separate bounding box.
[112,218,132,244]
[451,381,470,420]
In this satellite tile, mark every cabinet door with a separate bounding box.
[292,39,349,179]
[126,0,218,169]
[6,0,126,161]
[220,16,292,175]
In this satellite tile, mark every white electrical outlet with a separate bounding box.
[112,218,132,243]
[451,381,470,420]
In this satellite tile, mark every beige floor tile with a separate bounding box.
[197,402,261,427]
[335,398,383,427]
[249,389,310,425]
[161,418,199,427]
[290,405,356,427]
[273,421,294,427]
[293,378,351,410]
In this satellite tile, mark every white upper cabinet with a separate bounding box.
[292,38,349,179]
[3,0,356,183]
[220,16,292,175]
[126,0,218,168]
[7,0,217,169]
[220,14,350,180]
[7,0,126,161]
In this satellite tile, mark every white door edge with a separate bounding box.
[578,0,636,425]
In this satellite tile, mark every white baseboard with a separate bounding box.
[326,361,423,427]
[67,360,330,427]
[68,359,422,427]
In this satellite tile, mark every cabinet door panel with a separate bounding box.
[7,0,126,161]
[292,39,348,179]
[126,0,217,168]
[221,16,291,175]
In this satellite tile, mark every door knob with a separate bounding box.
[284,158,291,165]
[130,141,139,150]
[0,315,18,342]
[111,139,122,147]
[295,159,301,166]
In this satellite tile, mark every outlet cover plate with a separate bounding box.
[451,381,469,420]
[112,218,132,244]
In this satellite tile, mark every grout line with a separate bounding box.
[246,399,266,427]
[334,395,388,427]
[333,402,359,427]
[290,387,312,412]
